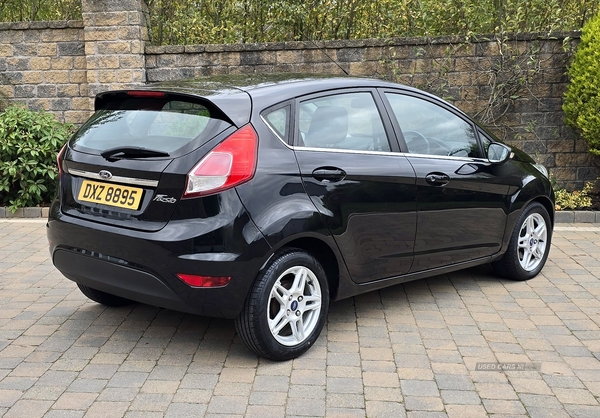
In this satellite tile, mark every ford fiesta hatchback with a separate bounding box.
[48,74,554,360]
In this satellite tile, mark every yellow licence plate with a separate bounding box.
[78,180,143,210]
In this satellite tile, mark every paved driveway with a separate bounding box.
[0,219,599,418]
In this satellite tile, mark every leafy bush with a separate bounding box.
[0,106,74,211]
[554,181,595,210]
[563,12,600,156]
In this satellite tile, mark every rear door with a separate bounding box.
[292,90,417,284]
[382,91,509,272]
[61,91,236,231]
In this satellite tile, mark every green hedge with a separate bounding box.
[0,106,74,211]
[564,12,600,156]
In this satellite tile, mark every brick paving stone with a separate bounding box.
[163,402,208,418]
[440,390,481,405]
[327,352,361,367]
[404,395,444,411]
[363,371,400,388]
[401,379,440,397]
[213,381,252,396]
[178,373,219,390]
[140,379,179,394]
[327,377,364,394]
[0,389,22,407]
[253,374,289,391]
[445,404,488,418]
[3,399,52,418]
[405,412,448,418]
[483,398,527,414]
[45,410,85,418]
[288,384,326,399]
[123,412,163,418]
[286,397,325,416]
[552,387,600,405]
[363,386,403,402]
[325,407,366,418]
[290,369,326,386]
[129,392,173,411]
[563,404,600,418]
[52,392,98,410]
[67,379,107,393]
[365,400,406,418]
[96,387,139,402]
[244,404,286,418]
[361,360,396,373]
[327,392,365,409]
[249,391,287,405]
[106,372,148,388]
[83,401,130,418]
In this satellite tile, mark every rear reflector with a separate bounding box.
[126,91,166,98]
[183,124,258,198]
[176,274,231,288]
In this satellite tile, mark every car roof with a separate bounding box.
[146,73,402,96]
[95,73,457,127]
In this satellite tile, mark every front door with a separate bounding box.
[383,91,509,272]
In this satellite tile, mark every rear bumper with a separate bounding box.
[47,194,271,319]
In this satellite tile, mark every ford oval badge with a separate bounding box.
[99,170,112,180]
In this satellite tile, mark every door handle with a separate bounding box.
[425,172,450,186]
[312,167,346,182]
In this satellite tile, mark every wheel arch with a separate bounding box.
[499,174,555,254]
[531,195,555,226]
[271,236,342,301]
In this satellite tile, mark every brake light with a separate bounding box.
[176,274,231,288]
[56,143,67,176]
[126,91,166,98]
[183,124,258,198]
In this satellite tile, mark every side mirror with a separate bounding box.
[487,143,511,164]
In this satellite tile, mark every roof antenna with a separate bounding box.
[306,38,349,76]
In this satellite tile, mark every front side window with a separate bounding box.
[386,93,479,158]
[478,129,493,156]
[297,92,390,152]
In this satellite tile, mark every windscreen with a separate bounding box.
[70,94,233,156]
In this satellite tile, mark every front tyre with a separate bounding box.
[235,250,329,361]
[493,202,552,281]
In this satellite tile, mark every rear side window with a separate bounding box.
[70,94,233,156]
[262,105,290,143]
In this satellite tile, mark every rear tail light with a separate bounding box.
[183,124,258,198]
[56,143,67,176]
[176,274,231,288]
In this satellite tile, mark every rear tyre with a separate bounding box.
[77,284,131,307]
[235,249,329,361]
[492,202,552,281]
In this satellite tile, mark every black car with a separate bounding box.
[48,74,554,360]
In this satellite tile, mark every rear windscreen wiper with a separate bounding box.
[101,147,170,160]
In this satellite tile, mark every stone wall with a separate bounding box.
[0,0,149,124]
[0,20,89,124]
[0,0,598,189]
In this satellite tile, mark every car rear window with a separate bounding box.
[70,94,233,156]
